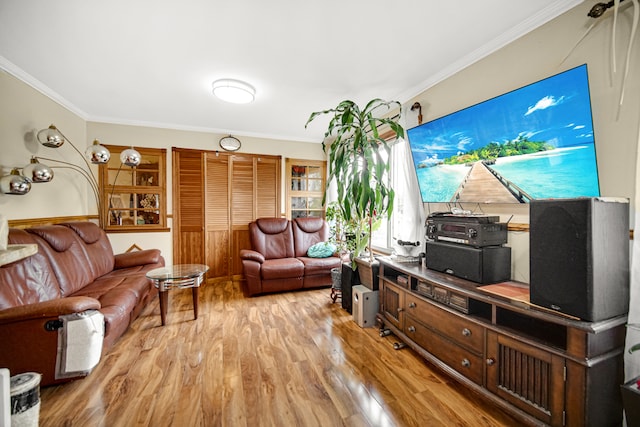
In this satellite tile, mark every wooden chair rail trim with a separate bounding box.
[8,215,96,228]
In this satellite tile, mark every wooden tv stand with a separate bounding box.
[376,257,625,427]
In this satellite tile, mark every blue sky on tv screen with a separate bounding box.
[406,64,599,203]
[407,65,594,161]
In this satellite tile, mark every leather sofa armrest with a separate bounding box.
[240,249,265,264]
[0,296,102,386]
[114,249,163,269]
[0,296,101,325]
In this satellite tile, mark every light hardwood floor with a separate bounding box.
[38,281,519,426]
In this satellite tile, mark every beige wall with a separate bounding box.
[0,71,324,262]
[2,2,638,278]
[0,69,88,221]
[86,122,325,261]
[405,4,640,282]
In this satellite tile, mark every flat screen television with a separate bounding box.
[406,64,600,204]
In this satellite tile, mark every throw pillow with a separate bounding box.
[307,242,336,258]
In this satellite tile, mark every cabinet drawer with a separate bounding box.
[406,293,484,354]
[405,315,483,385]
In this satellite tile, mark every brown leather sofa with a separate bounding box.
[0,221,164,385]
[240,217,341,296]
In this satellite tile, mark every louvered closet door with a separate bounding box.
[205,153,230,278]
[172,149,205,265]
[174,149,280,279]
[256,156,280,218]
[229,154,281,276]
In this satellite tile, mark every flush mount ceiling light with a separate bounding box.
[212,79,255,104]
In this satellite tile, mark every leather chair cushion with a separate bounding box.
[1,229,62,309]
[27,225,96,296]
[251,218,295,259]
[297,256,341,275]
[62,221,104,244]
[72,276,144,342]
[62,222,115,278]
[292,217,329,257]
[261,258,304,280]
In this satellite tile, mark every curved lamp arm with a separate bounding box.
[34,156,104,228]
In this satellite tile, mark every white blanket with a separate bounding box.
[55,310,104,379]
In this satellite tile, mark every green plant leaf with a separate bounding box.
[306,98,404,258]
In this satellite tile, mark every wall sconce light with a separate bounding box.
[1,124,141,229]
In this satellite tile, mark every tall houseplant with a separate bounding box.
[305,99,404,266]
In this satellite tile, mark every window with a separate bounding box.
[99,145,167,232]
[370,147,391,251]
[285,159,326,219]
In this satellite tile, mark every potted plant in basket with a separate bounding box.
[305,99,404,288]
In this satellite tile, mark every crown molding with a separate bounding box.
[0,55,89,120]
[395,0,585,104]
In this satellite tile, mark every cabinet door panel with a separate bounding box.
[206,154,229,229]
[256,157,279,218]
[230,156,253,276]
[381,281,404,330]
[231,155,254,226]
[486,331,565,426]
[173,150,204,264]
[205,155,229,277]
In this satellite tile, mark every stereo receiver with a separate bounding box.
[426,219,507,247]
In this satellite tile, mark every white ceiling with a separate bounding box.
[0,0,584,143]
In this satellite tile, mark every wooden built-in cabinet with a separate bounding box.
[100,145,168,232]
[377,258,625,427]
[284,158,326,219]
[172,148,281,280]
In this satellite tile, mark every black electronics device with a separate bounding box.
[427,212,500,224]
[529,197,629,321]
[340,263,360,314]
[426,219,507,247]
[425,240,511,284]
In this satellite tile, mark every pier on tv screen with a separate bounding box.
[406,64,600,204]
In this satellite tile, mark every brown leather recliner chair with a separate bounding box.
[240,217,340,296]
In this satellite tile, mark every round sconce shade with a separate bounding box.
[23,158,54,183]
[212,79,255,104]
[37,125,66,148]
[120,147,141,167]
[0,169,31,195]
[85,140,111,164]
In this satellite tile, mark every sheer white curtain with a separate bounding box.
[390,138,426,257]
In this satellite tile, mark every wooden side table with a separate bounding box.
[146,264,209,326]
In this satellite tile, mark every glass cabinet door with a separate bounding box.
[100,146,167,232]
[286,159,326,219]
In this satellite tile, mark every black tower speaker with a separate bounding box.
[529,197,629,322]
[425,240,511,284]
[341,263,360,314]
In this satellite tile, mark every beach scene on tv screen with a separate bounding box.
[407,64,600,204]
